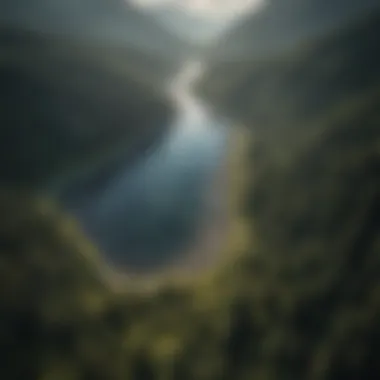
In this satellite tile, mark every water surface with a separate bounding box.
[60,60,230,273]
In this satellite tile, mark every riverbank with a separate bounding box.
[99,125,252,293]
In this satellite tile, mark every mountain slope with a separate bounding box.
[208,0,380,60]
[0,0,191,59]
[0,27,175,189]
[198,10,380,128]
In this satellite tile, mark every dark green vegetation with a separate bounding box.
[200,10,380,130]
[0,27,175,188]
[1,7,380,380]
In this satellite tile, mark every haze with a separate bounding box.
[131,0,265,18]
[129,0,266,42]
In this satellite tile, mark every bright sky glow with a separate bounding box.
[129,0,265,20]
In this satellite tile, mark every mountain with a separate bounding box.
[207,0,380,60]
[0,0,191,59]
[146,5,230,44]
[198,10,380,127]
[0,26,175,189]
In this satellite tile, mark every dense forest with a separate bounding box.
[1,3,380,380]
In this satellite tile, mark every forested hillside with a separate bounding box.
[199,10,380,130]
[0,27,175,189]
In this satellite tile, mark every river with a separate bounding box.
[59,60,230,275]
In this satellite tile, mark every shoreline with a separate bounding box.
[98,127,252,294]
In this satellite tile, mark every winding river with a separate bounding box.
[60,60,230,275]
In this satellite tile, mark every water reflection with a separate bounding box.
[59,61,230,274]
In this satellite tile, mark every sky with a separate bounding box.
[129,0,265,20]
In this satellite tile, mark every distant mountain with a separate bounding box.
[0,0,191,59]
[146,5,230,44]
[207,0,380,60]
